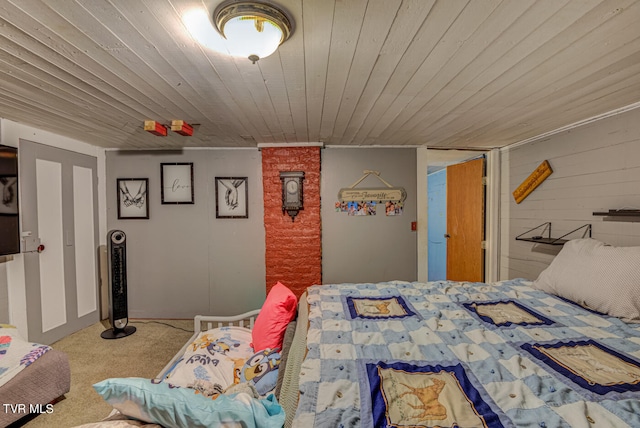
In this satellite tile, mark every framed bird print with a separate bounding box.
[215,177,248,219]
[117,178,149,219]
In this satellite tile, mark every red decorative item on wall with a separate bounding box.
[262,147,322,298]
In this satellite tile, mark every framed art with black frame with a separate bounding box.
[0,145,19,256]
[117,178,149,219]
[161,162,194,204]
[0,175,18,215]
[215,177,248,219]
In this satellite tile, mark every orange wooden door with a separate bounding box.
[446,157,485,282]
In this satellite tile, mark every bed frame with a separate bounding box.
[156,309,261,380]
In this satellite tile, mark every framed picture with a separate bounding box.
[0,176,18,215]
[161,163,194,204]
[117,178,149,219]
[215,177,248,219]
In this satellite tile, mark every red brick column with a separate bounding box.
[262,147,321,298]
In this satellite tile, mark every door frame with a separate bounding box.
[417,148,500,283]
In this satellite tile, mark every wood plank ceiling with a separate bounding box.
[0,0,639,150]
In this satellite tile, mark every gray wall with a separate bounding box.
[106,149,265,318]
[500,107,640,281]
[322,148,417,284]
[107,147,418,318]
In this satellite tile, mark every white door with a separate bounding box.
[19,140,100,344]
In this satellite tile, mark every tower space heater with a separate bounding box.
[101,230,136,339]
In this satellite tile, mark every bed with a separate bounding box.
[87,238,640,427]
[0,325,71,427]
[284,238,640,427]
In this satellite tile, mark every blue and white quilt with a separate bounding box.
[293,279,640,427]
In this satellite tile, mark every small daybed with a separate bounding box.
[82,282,298,428]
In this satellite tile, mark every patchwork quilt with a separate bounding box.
[293,279,640,427]
[0,325,51,388]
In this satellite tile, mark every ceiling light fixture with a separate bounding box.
[213,1,293,64]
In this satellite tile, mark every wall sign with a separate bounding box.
[338,170,406,203]
[513,160,553,204]
[337,170,406,216]
[338,187,406,203]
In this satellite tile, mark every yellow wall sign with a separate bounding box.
[513,160,553,204]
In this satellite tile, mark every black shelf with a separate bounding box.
[515,222,592,246]
[593,210,640,222]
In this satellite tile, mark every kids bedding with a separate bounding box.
[83,284,299,428]
[162,326,281,397]
[90,325,286,428]
[0,325,71,427]
[290,278,640,428]
[0,325,52,387]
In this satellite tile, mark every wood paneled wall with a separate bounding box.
[499,107,640,281]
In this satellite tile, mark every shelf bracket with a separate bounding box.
[515,222,591,245]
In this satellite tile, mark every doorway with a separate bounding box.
[427,151,486,282]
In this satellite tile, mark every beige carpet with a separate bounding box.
[20,319,194,428]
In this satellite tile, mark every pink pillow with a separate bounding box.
[252,282,297,351]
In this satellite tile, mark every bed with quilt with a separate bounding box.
[284,238,640,427]
[0,324,71,427]
[82,238,640,427]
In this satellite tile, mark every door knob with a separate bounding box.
[444,234,450,238]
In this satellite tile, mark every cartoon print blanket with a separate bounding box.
[162,326,281,398]
[293,279,640,427]
[0,325,51,388]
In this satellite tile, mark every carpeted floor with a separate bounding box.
[18,319,194,428]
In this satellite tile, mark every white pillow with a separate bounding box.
[531,238,640,322]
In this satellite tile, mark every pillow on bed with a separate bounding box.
[239,348,281,396]
[531,238,640,322]
[252,282,297,351]
[163,326,255,396]
[93,377,285,428]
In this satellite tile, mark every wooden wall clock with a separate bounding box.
[280,171,305,221]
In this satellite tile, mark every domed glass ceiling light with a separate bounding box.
[214,1,293,64]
